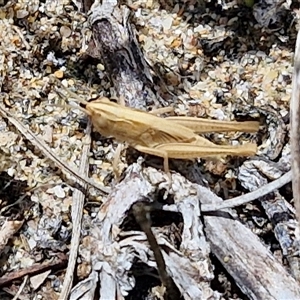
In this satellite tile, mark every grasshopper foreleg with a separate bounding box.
[112,143,126,181]
[134,145,171,176]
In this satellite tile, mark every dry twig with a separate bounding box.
[0,254,68,287]
[132,202,181,300]
[291,29,300,228]
[201,170,292,212]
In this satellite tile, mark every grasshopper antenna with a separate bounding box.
[50,76,91,115]
[50,75,89,105]
[54,87,91,116]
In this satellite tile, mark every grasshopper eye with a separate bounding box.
[88,96,99,102]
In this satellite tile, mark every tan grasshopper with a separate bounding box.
[83,97,259,174]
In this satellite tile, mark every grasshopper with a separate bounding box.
[83,97,259,175]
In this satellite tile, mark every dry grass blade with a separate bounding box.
[0,105,110,194]
[59,119,92,300]
[12,275,28,300]
[291,29,300,227]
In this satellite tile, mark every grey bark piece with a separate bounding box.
[88,0,167,109]
[238,159,300,282]
[205,214,300,300]
[197,183,300,300]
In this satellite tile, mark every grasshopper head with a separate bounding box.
[85,97,116,136]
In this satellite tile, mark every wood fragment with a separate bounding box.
[237,159,300,282]
[74,163,300,299]
[70,164,217,299]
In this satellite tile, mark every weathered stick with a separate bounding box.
[198,182,300,299]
